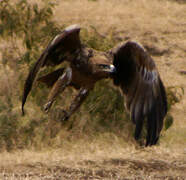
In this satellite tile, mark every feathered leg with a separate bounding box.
[60,88,89,121]
[44,67,72,112]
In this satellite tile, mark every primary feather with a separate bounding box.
[112,41,167,146]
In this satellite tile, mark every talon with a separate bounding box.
[60,110,70,122]
[44,101,53,113]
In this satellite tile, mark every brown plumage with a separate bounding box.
[112,41,167,146]
[22,25,167,146]
[22,24,114,118]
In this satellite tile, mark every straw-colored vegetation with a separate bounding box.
[0,0,186,179]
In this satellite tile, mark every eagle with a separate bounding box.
[22,24,167,146]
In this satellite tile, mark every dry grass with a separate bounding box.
[0,0,186,179]
[0,145,185,179]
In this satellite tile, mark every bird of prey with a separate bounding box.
[22,24,167,146]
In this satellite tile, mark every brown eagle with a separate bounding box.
[22,24,167,146]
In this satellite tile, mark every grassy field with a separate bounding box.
[0,0,186,179]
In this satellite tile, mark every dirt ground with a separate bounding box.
[0,0,186,179]
[1,158,186,179]
[0,146,186,179]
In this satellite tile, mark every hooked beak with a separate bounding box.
[97,64,116,74]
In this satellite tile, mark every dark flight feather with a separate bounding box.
[113,41,167,146]
[22,25,81,115]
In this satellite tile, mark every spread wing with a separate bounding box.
[113,41,167,146]
[22,24,81,115]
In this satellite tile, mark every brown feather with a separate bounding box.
[22,25,81,115]
[112,41,167,146]
[37,68,65,87]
